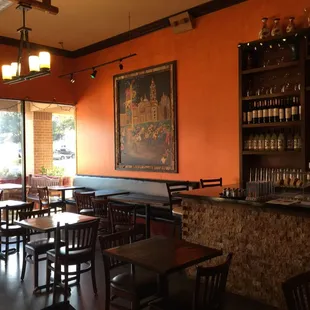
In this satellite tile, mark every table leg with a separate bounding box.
[145,204,151,238]
[61,190,65,203]
[157,274,168,299]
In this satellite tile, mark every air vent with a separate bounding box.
[169,12,194,34]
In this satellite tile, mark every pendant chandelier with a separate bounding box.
[2,4,51,85]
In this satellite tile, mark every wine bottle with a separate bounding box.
[263,100,268,123]
[291,96,298,121]
[248,133,254,150]
[252,101,258,124]
[285,97,292,122]
[286,130,293,150]
[265,131,271,151]
[268,99,274,123]
[279,98,285,122]
[297,97,301,121]
[247,102,253,124]
[277,130,285,151]
[273,98,279,122]
[271,131,277,151]
[293,131,300,150]
[253,134,259,151]
[257,101,262,123]
[258,133,265,151]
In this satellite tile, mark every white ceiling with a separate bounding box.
[0,0,211,51]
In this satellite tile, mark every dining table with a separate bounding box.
[108,193,182,238]
[47,185,85,203]
[103,236,222,298]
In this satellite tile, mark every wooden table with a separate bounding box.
[0,200,28,209]
[109,193,182,238]
[103,236,222,297]
[15,212,97,233]
[93,189,130,198]
[0,183,22,190]
[47,185,85,203]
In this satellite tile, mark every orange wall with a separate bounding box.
[73,0,309,184]
[0,44,75,104]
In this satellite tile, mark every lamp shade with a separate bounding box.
[29,55,40,72]
[11,62,21,77]
[2,65,12,80]
[39,52,51,70]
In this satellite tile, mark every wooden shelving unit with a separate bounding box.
[239,30,310,184]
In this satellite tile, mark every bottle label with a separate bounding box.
[285,108,291,119]
[247,112,252,123]
[292,106,297,116]
[258,139,264,150]
[263,109,267,118]
[277,139,284,151]
[258,110,262,118]
[270,139,276,150]
[253,139,258,150]
[294,138,298,150]
[268,109,273,118]
[248,140,252,150]
[273,108,279,117]
[279,109,284,120]
[299,105,301,118]
[253,111,257,119]
[265,139,270,150]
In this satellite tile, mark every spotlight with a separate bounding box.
[70,74,75,83]
[90,68,97,79]
[119,61,124,70]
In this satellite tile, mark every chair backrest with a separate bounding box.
[91,198,108,218]
[194,253,233,310]
[166,182,189,212]
[28,174,62,195]
[98,229,135,271]
[200,178,222,188]
[75,192,95,212]
[109,202,136,233]
[55,219,99,258]
[282,271,310,310]
[0,190,3,201]
[4,202,34,227]
[37,186,49,201]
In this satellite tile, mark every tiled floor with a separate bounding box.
[0,243,277,310]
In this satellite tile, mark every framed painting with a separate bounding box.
[114,61,178,173]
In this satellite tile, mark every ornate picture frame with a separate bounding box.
[114,61,178,172]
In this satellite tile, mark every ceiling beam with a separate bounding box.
[11,0,59,14]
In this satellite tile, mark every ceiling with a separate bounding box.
[0,0,211,51]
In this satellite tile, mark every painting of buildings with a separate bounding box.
[114,62,177,172]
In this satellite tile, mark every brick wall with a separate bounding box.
[182,199,310,308]
[33,112,53,174]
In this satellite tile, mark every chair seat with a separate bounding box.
[111,271,157,298]
[47,247,92,265]
[26,238,65,254]
[79,209,94,215]
[0,224,22,231]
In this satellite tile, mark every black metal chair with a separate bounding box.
[149,253,233,310]
[0,202,34,264]
[99,229,157,310]
[200,178,222,188]
[46,218,99,303]
[20,208,65,290]
[282,270,310,310]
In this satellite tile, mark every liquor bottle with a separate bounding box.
[257,101,262,123]
[268,99,274,123]
[297,97,301,121]
[247,102,253,124]
[273,98,279,122]
[270,131,277,151]
[252,101,258,124]
[258,133,265,151]
[293,131,300,150]
[265,131,271,151]
[253,134,259,151]
[291,96,298,121]
[279,98,285,122]
[248,133,254,150]
[277,130,285,151]
[285,97,292,122]
[243,110,247,124]
[263,100,268,123]
[286,130,293,150]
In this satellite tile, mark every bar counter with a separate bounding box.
[178,187,310,308]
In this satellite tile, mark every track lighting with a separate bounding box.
[70,74,75,84]
[119,61,124,70]
[90,68,97,79]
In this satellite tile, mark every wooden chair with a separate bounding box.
[46,218,99,303]
[0,202,34,264]
[149,253,233,310]
[0,189,3,201]
[91,198,112,236]
[200,178,222,188]
[166,182,189,238]
[37,186,64,213]
[75,191,95,215]
[282,270,310,310]
[20,208,65,290]
[99,229,158,310]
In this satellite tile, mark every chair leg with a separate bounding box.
[105,282,110,310]
[16,236,20,252]
[64,264,69,302]
[46,261,51,293]
[5,237,9,265]
[76,264,81,285]
[91,259,97,295]
[21,254,27,281]
[34,255,39,288]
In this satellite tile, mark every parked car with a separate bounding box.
[54,148,75,160]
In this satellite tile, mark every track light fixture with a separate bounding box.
[70,74,75,84]
[119,61,124,70]
[90,68,97,79]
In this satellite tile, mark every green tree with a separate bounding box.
[52,116,75,141]
[0,112,21,143]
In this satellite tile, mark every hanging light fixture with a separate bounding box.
[1,4,51,85]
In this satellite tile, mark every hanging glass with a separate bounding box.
[271,18,282,37]
[259,18,270,39]
[286,17,296,33]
